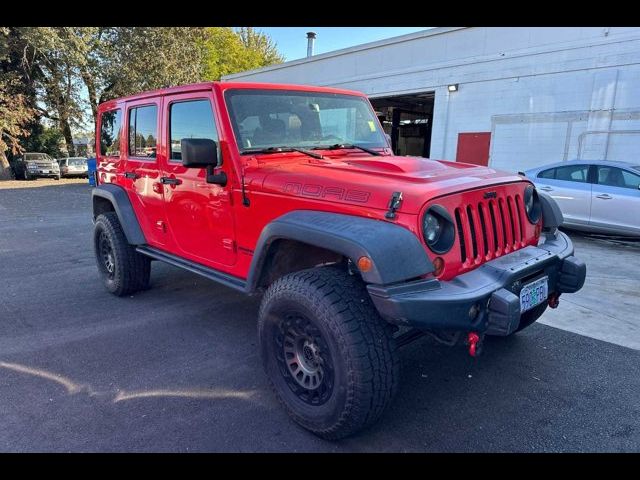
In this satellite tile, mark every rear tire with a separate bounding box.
[93,212,151,296]
[258,267,399,440]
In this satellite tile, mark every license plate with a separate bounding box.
[41,170,49,174]
[519,276,548,313]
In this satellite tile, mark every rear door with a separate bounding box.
[535,164,592,226]
[160,91,237,267]
[122,97,170,248]
[590,165,640,234]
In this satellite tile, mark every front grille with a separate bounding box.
[455,193,526,265]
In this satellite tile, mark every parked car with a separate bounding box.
[524,160,640,236]
[58,156,89,178]
[12,152,60,180]
[92,81,585,439]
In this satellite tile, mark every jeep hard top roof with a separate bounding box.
[98,82,367,110]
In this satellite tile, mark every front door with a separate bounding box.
[590,165,640,234]
[160,91,237,268]
[123,97,169,247]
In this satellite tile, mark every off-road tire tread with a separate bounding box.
[94,212,150,296]
[259,266,399,440]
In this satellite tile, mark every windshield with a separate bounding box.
[225,89,388,153]
[68,158,87,166]
[24,153,52,161]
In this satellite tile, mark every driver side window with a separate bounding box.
[169,99,219,162]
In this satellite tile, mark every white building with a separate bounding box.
[223,27,640,172]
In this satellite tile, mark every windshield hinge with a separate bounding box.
[241,167,250,207]
[385,191,403,220]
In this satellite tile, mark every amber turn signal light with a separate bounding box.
[433,257,445,277]
[357,256,373,273]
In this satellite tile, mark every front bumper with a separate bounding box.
[367,230,586,335]
[29,169,59,177]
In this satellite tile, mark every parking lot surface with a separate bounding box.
[0,183,638,452]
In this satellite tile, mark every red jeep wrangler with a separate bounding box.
[92,82,586,439]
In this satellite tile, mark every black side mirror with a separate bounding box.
[181,138,218,168]
[180,138,226,186]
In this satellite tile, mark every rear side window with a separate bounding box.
[128,105,158,159]
[554,164,588,183]
[538,168,555,179]
[100,109,122,157]
[169,99,218,162]
[597,166,640,190]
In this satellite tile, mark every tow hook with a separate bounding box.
[467,332,483,357]
[548,292,560,309]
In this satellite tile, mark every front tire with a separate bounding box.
[258,267,399,440]
[93,212,151,296]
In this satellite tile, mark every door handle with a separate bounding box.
[124,171,140,179]
[160,177,182,185]
[595,194,612,200]
[539,186,553,191]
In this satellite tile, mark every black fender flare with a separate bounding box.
[246,210,434,292]
[538,191,564,229]
[92,184,146,245]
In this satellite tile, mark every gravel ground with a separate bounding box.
[0,178,88,189]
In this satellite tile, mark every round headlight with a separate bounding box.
[524,185,542,224]
[424,213,442,244]
[422,205,455,254]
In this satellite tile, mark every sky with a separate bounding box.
[258,27,433,61]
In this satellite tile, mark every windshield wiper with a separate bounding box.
[313,144,382,156]
[242,146,324,159]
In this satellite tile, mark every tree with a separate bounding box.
[6,27,94,156]
[202,27,284,81]
[96,27,208,104]
[0,26,285,178]
[237,27,285,67]
[0,28,34,179]
[0,79,33,179]
[21,125,66,159]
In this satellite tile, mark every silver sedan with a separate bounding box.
[524,160,640,236]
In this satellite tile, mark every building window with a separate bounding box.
[129,105,158,158]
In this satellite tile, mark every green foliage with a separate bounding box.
[21,125,66,159]
[0,78,34,176]
[99,27,209,101]
[203,27,285,81]
[0,25,284,175]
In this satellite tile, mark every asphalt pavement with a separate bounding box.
[0,182,638,452]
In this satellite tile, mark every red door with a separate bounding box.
[456,132,491,166]
[123,97,170,248]
[160,91,237,268]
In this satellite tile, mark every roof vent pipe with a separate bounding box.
[306,32,316,58]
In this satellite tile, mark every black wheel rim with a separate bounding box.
[274,312,334,406]
[98,231,115,280]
